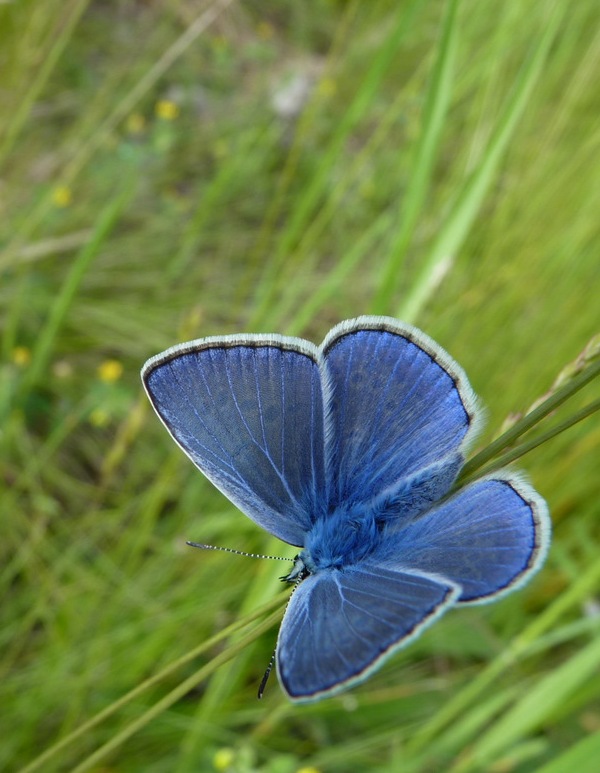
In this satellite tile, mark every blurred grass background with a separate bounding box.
[2,0,600,771]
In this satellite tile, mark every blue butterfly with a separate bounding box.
[142,316,550,702]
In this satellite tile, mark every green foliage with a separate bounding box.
[1,0,599,771]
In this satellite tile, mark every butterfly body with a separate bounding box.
[142,316,550,702]
[301,499,381,573]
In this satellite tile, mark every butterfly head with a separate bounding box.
[281,555,309,584]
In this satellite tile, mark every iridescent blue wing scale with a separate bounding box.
[276,564,460,702]
[379,474,551,603]
[142,336,326,546]
[142,317,550,703]
[320,317,481,515]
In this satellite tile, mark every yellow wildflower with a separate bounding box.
[155,99,180,121]
[52,185,72,207]
[213,747,235,770]
[97,359,123,383]
[12,346,31,366]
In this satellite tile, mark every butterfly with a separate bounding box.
[141,316,550,702]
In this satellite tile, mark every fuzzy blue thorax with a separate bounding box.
[299,503,382,574]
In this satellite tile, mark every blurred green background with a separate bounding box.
[2,0,600,771]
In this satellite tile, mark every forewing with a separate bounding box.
[276,564,459,701]
[381,474,551,603]
[142,335,326,546]
[321,316,480,511]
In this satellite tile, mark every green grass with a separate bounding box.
[2,1,600,771]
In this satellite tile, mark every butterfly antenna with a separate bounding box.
[186,542,290,561]
[257,573,306,700]
[188,543,301,699]
[258,648,276,699]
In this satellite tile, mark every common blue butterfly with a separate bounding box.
[142,316,550,702]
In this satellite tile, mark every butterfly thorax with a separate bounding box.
[298,503,381,575]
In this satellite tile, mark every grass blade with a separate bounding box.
[452,634,600,772]
[535,731,600,773]
[371,0,460,314]
[19,184,134,395]
[397,0,566,322]
[460,355,600,481]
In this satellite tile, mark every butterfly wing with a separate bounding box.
[142,336,327,546]
[320,316,480,515]
[276,563,460,702]
[380,474,551,603]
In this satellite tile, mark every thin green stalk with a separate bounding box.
[404,554,600,757]
[397,0,566,322]
[268,81,415,331]
[19,595,286,773]
[238,0,361,303]
[167,128,267,282]
[19,184,134,394]
[459,356,600,481]
[0,0,90,166]
[67,606,283,773]
[248,0,424,329]
[288,208,396,335]
[535,731,600,773]
[464,397,600,482]
[451,634,600,772]
[62,0,235,182]
[192,548,289,720]
[371,0,460,314]
[0,0,234,268]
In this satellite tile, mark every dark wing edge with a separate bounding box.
[141,332,326,547]
[320,315,484,455]
[458,471,551,606]
[276,566,462,703]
